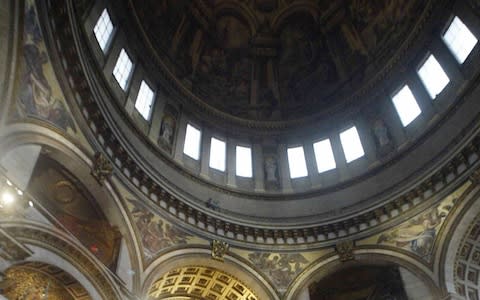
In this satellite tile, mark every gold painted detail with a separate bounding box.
[91,152,113,185]
[1,262,92,300]
[335,240,355,262]
[148,266,258,300]
[6,226,118,300]
[211,240,229,262]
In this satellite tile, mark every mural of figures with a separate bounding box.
[130,0,429,121]
[191,15,252,117]
[158,105,179,149]
[247,252,308,289]
[16,0,76,132]
[375,182,470,261]
[128,199,192,259]
[27,156,121,270]
[277,14,338,112]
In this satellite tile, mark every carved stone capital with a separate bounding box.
[211,240,229,262]
[91,152,113,185]
[335,240,355,262]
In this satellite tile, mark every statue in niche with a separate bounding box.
[264,155,278,183]
[372,119,393,155]
[160,115,174,145]
[158,105,178,149]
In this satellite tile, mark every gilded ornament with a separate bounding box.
[211,240,229,261]
[91,152,113,185]
[335,240,355,262]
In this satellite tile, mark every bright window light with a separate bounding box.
[209,137,226,171]
[183,124,201,160]
[340,126,364,163]
[236,146,252,177]
[287,146,308,179]
[135,81,155,120]
[418,55,450,99]
[313,139,336,173]
[113,49,133,90]
[443,16,478,64]
[392,85,422,127]
[93,9,114,52]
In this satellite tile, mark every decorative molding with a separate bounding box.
[91,152,113,185]
[335,240,355,262]
[0,227,32,261]
[211,240,229,262]
[148,266,258,300]
[4,225,123,300]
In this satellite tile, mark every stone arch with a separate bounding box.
[141,247,279,300]
[0,223,121,299]
[438,180,480,297]
[284,249,442,300]
[2,261,92,299]
[214,1,259,36]
[271,2,321,34]
[0,123,143,293]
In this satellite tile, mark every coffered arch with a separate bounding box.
[141,247,279,300]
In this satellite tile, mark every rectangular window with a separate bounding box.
[113,49,133,91]
[93,9,114,52]
[392,85,422,127]
[209,137,226,171]
[340,126,364,163]
[236,146,252,178]
[134,81,155,120]
[443,16,478,64]
[183,124,201,160]
[418,55,450,99]
[287,146,308,178]
[313,139,336,173]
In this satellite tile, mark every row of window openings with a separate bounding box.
[183,123,361,179]
[93,11,478,178]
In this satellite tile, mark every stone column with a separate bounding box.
[278,144,292,192]
[253,143,265,192]
[226,139,236,187]
[173,113,188,163]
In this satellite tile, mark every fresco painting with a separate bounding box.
[247,252,309,291]
[15,0,76,133]
[27,156,121,270]
[370,182,471,261]
[127,198,194,260]
[132,0,428,120]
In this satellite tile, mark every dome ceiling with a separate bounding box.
[131,0,428,121]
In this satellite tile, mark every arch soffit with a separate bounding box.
[437,180,480,294]
[284,249,442,300]
[1,222,120,300]
[4,261,93,299]
[141,247,279,300]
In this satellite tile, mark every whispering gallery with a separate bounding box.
[2,0,480,299]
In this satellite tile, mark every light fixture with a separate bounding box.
[1,191,15,206]
[0,176,27,211]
